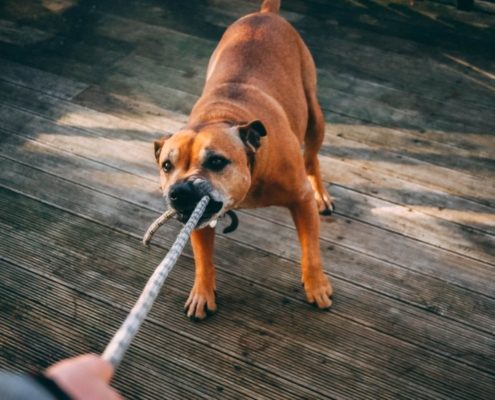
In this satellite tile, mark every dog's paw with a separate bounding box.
[302,273,333,309]
[184,284,217,321]
[316,192,335,216]
[308,176,335,216]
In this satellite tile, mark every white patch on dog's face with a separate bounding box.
[167,148,180,166]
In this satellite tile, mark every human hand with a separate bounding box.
[45,354,122,400]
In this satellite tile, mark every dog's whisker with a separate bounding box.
[143,209,177,246]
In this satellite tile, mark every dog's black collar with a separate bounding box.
[223,210,239,234]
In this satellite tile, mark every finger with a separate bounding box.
[48,354,114,382]
[82,354,115,382]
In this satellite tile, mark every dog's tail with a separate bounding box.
[260,0,281,14]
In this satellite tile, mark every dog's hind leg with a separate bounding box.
[304,93,334,215]
[290,196,333,309]
[301,55,335,215]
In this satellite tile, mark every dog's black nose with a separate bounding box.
[169,182,201,211]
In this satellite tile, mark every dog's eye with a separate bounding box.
[163,160,173,172]
[204,155,230,172]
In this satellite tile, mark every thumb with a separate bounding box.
[47,354,115,383]
[79,354,115,382]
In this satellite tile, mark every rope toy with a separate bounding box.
[142,206,239,246]
[142,208,176,246]
[102,196,210,369]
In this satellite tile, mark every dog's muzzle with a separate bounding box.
[167,179,223,225]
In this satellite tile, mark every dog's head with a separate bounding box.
[154,120,266,228]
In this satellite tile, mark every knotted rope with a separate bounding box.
[142,208,176,246]
[102,196,210,369]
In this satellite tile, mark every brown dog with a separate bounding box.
[154,0,334,320]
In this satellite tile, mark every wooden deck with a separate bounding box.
[1,0,494,398]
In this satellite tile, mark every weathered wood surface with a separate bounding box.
[0,0,494,399]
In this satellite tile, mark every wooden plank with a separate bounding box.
[0,299,215,400]
[0,203,444,400]
[98,0,495,66]
[96,2,495,109]
[99,7,495,168]
[0,146,493,308]
[72,84,189,128]
[2,142,495,367]
[252,202,495,301]
[95,12,495,139]
[0,58,88,100]
[0,337,210,400]
[2,4,493,158]
[243,0,495,73]
[1,188,494,399]
[3,12,492,167]
[109,50,495,163]
[2,109,494,272]
[217,0,495,51]
[0,265,302,400]
[318,149,495,232]
[320,133,495,208]
[138,46,495,159]
[1,92,494,264]
[0,273,418,400]
[69,45,495,187]
[108,52,495,193]
[0,0,492,290]
[76,82,495,224]
[78,6,495,137]
[0,58,492,211]
[0,58,186,131]
[245,183,495,267]
[324,116,495,176]
[0,144,492,306]
[0,22,130,86]
[5,0,493,112]
[5,60,491,209]
[1,98,493,265]
[210,1,494,115]
[0,1,493,399]
[0,18,53,45]
[77,83,495,215]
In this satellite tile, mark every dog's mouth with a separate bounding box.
[176,199,224,226]
[166,178,231,229]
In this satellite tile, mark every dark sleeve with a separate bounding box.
[0,372,71,400]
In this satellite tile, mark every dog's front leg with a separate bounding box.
[290,196,333,309]
[185,226,217,320]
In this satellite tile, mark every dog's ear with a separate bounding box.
[154,134,172,163]
[238,120,266,152]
